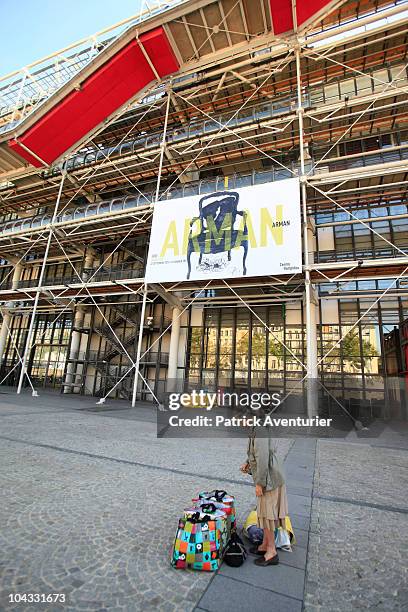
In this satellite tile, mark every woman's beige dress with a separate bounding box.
[257,485,288,531]
[247,433,288,531]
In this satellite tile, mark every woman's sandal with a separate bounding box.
[254,554,279,566]
[249,546,266,556]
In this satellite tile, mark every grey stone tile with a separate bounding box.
[198,575,302,612]
[284,458,315,470]
[285,469,314,479]
[285,448,315,459]
[276,546,308,570]
[219,558,305,600]
[247,542,307,570]
[286,449,315,458]
[285,464,314,472]
[289,527,309,550]
[285,473,314,487]
[287,493,312,517]
[291,439,317,450]
[286,483,313,497]
[288,513,310,531]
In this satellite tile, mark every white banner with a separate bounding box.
[145,178,301,282]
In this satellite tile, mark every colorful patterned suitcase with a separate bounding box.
[171,510,228,571]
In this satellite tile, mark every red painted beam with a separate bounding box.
[9,27,179,167]
[270,0,293,35]
[270,0,333,34]
[296,0,332,27]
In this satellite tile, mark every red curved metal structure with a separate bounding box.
[8,26,180,167]
[7,1,336,168]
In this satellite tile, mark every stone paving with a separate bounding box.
[0,390,407,611]
[304,441,408,612]
[0,392,292,611]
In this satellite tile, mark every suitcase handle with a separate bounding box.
[200,503,218,513]
[213,490,228,502]
[188,512,212,524]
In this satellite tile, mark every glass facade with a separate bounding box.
[316,201,408,263]
[0,313,72,388]
[183,290,408,418]
[186,306,305,393]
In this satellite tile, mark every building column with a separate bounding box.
[167,305,181,392]
[63,306,85,393]
[304,216,319,417]
[82,248,96,281]
[0,311,10,368]
[64,248,95,394]
[306,218,318,380]
[0,263,23,368]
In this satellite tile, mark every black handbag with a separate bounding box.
[223,532,247,567]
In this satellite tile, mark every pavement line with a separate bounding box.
[373,444,408,452]
[0,410,65,417]
[0,434,255,487]
[0,434,302,495]
[314,493,408,515]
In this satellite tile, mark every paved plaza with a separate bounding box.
[0,391,407,611]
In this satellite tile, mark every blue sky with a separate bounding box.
[0,0,145,74]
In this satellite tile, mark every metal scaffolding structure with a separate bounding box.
[0,0,407,416]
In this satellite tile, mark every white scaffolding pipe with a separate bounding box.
[16,172,66,395]
[155,87,172,201]
[295,46,318,382]
[308,3,408,47]
[130,86,171,407]
[131,283,148,408]
[50,232,160,405]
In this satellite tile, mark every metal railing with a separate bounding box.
[315,244,408,263]
[44,93,302,175]
[90,265,144,283]
[0,235,406,291]
[0,266,144,290]
[2,143,407,239]
[67,349,169,365]
[43,64,407,179]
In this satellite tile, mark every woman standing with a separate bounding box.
[241,427,288,566]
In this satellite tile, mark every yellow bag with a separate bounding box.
[283,516,296,545]
[243,509,296,545]
[243,509,257,534]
